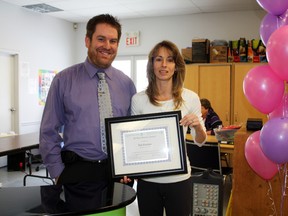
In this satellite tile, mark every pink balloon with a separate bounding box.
[245,131,278,180]
[243,65,285,114]
[260,117,288,164]
[266,25,288,81]
[269,93,288,119]
[256,0,288,16]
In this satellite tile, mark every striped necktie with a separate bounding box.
[97,71,113,154]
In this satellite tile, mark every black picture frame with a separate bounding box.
[105,110,187,178]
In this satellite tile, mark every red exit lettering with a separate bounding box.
[126,37,138,46]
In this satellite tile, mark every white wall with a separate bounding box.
[0,1,76,134]
[75,10,266,62]
[0,0,266,134]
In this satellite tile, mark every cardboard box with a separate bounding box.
[210,46,228,63]
[181,48,192,64]
[192,39,210,63]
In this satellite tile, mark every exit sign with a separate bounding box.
[125,31,140,47]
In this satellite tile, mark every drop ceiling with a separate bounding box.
[1,0,263,23]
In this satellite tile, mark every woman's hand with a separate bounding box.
[180,113,206,144]
[180,113,200,128]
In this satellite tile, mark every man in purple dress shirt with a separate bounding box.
[39,14,136,185]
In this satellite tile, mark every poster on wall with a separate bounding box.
[38,69,57,105]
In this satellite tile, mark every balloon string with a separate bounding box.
[267,180,277,216]
[286,164,288,195]
[276,16,280,29]
[284,84,288,117]
[277,164,283,187]
[281,163,287,213]
[283,163,287,197]
[276,164,283,216]
[280,163,287,216]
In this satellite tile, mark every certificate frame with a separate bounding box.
[105,110,187,178]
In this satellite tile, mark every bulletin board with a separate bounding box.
[38,69,57,105]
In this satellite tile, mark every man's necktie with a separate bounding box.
[97,71,113,154]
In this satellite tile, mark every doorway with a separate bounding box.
[0,50,19,134]
[0,50,19,166]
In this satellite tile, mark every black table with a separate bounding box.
[0,182,136,216]
[0,132,55,185]
[0,132,39,157]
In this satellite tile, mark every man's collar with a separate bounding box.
[84,57,113,80]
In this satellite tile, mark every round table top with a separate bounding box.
[0,181,136,215]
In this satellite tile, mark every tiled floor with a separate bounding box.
[0,163,231,216]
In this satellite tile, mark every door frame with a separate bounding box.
[0,49,19,134]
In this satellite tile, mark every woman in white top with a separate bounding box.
[131,40,206,216]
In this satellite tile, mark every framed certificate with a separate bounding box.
[105,110,187,178]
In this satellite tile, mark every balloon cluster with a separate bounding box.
[259,1,288,46]
[243,0,288,181]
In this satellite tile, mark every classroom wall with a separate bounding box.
[0,0,265,134]
[0,1,76,134]
[75,10,266,62]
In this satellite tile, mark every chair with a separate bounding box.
[221,152,231,167]
[23,150,54,186]
[186,140,232,182]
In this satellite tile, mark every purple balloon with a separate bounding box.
[257,0,288,16]
[260,13,280,46]
[278,9,288,26]
[260,117,288,164]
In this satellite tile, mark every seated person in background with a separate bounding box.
[201,98,223,135]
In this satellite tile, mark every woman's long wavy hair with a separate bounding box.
[146,40,186,110]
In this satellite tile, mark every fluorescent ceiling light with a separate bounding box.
[23,4,63,13]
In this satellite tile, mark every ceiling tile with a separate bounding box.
[1,0,264,22]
